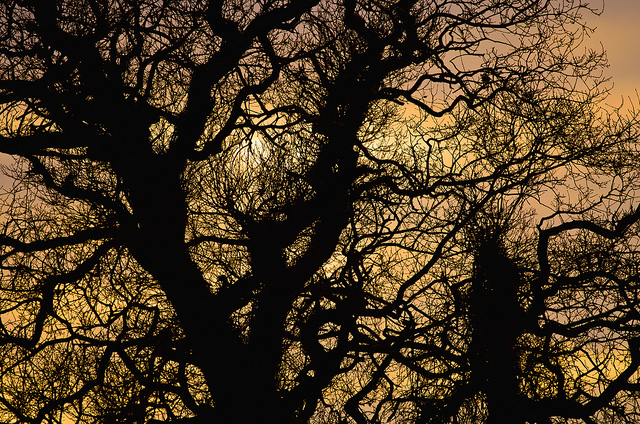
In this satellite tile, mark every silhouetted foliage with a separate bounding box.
[1,1,640,423]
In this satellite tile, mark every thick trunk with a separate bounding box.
[470,241,526,424]
[112,151,283,422]
[111,85,366,422]
[119,170,308,424]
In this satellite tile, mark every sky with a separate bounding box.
[0,1,638,191]
[588,0,640,105]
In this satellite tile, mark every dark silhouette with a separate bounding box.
[0,1,639,423]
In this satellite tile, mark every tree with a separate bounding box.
[0,0,639,423]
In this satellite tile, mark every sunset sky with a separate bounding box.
[589,0,640,105]
[0,0,638,191]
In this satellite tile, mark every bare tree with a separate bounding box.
[0,0,639,423]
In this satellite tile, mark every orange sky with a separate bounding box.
[589,0,640,105]
[0,1,638,191]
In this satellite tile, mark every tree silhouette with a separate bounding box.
[1,0,639,423]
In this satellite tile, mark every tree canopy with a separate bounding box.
[1,1,640,423]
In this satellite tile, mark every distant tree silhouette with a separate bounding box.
[1,1,639,423]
